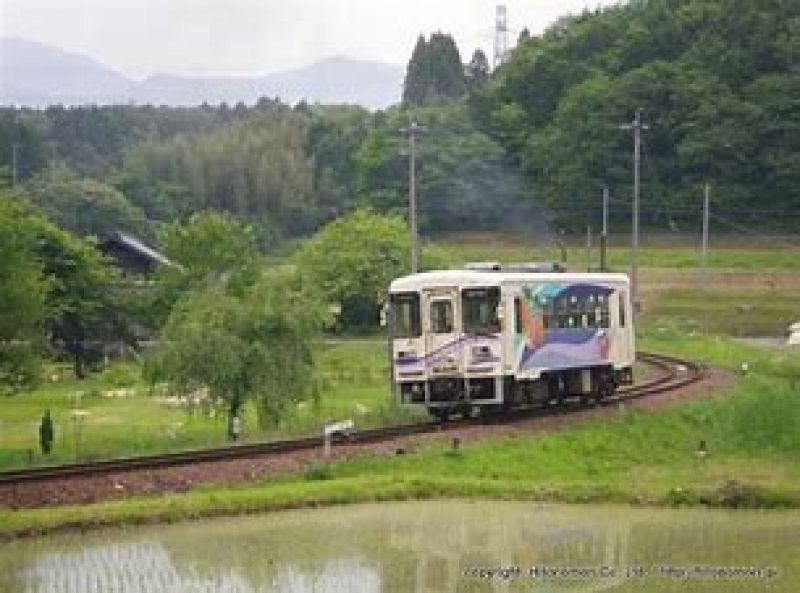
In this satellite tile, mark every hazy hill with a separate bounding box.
[0,38,402,108]
[0,38,133,104]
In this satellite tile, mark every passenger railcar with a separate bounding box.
[387,264,635,418]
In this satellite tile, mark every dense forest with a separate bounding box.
[2,0,798,245]
[471,0,799,229]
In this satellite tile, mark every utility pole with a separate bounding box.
[600,185,609,271]
[586,224,592,272]
[47,141,58,168]
[400,120,425,273]
[11,143,20,187]
[701,182,710,287]
[619,109,648,319]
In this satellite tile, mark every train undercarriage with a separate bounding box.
[399,366,634,420]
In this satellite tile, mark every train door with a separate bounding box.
[421,287,462,376]
[610,286,632,364]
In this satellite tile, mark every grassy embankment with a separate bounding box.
[1,235,798,536]
[2,332,799,538]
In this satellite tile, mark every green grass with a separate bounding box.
[0,338,415,471]
[2,333,799,538]
[645,289,800,336]
[318,332,800,500]
[430,232,800,271]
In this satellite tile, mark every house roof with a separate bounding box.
[103,231,177,269]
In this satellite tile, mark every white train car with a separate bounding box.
[388,264,635,418]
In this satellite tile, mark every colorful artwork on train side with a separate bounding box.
[515,283,614,371]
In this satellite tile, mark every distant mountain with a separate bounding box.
[0,38,403,108]
[260,56,403,107]
[0,38,133,104]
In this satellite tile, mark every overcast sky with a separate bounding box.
[2,0,605,79]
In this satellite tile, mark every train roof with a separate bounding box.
[389,269,630,293]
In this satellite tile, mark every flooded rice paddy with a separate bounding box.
[1,500,798,592]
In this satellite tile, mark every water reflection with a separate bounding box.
[2,501,797,593]
[22,543,252,593]
[17,542,380,593]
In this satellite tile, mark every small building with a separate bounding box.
[100,231,175,278]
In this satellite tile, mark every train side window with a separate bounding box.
[619,290,627,328]
[430,300,453,334]
[570,295,586,328]
[598,294,610,328]
[542,296,556,329]
[555,296,568,328]
[514,298,522,334]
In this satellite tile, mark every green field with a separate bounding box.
[0,339,417,471]
[434,232,800,336]
[431,232,800,271]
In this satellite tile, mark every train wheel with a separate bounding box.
[478,406,495,423]
[546,375,564,407]
[429,408,449,423]
[595,379,615,403]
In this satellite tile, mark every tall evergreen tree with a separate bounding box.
[402,33,466,105]
[466,49,490,90]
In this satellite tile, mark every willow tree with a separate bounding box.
[146,269,326,438]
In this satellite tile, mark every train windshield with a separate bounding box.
[430,299,454,334]
[462,287,501,334]
[390,292,421,338]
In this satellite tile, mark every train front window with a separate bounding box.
[430,299,454,334]
[462,287,501,334]
[390,292,421,338]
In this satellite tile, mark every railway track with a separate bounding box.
[0,352,706,487]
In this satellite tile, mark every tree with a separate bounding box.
[403,33,467,105]
[0,109,48,183]
[150,211,260,325]
[119,111,317,240]
[465,49,490,90]
[37,224,122,378]
[355,104,542,237]
[294,209,447,329]
[0,186,124,380]
[145,269,325,437]
[159,211,258,284]
[470,0,800,230]
[0,190,48,390]
[25,167,151,240]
